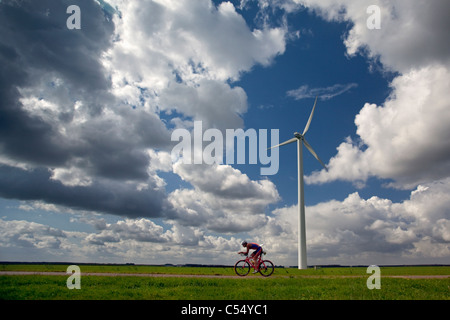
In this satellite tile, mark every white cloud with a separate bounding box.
[3,176,448,265]
[50,166,93,187]
[307,64,450,189]
[0,219,65,250]
[158,79,248,131]
[0,219,85,261]
[86,218,168,245]
[257,178,450,265]
[287,83,358,100]
[105,0,286,130]
[288,0,450,72]
[0,0,287,220]
[169,162,280,232]
[0,217,240,264]
[173,162,278,202]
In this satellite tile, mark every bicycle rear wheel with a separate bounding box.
[258,260,274,277]
[234,260,251,276]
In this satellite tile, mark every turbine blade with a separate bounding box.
[302,96,318,136]
[303,138,328,171]
[268,137,297,150]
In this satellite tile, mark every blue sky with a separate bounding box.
[0,0,449,266]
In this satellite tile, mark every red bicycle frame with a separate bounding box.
[234,252,275,277]
[243,254,263,270]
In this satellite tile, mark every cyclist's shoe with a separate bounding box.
[252,269,259,274]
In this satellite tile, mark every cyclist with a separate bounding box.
[238,241,262,272]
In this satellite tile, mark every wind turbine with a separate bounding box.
[269,97,328,269]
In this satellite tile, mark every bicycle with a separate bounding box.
[234,251,275,277]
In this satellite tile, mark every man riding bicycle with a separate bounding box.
[238,241,262,272]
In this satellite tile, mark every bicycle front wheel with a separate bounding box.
[234,260,251,276]
[259,260,274,277]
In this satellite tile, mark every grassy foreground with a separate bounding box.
[0,264,448,300]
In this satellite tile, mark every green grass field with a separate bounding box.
[0,264,448,300]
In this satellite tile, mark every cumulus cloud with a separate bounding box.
[0,0,173,218]
[307,64,450,189]
[105,0,286,130]
[159,79,248,131]
[85,218,169,245]
[0,219,67,250]
[3,177,447,265]
[0,218,89,261]
[0,217,240,264]
[0,0,285,223]
[108,0,286,82]
[257,178,450,265]
[285,0,450,72]
[170,162,280,232]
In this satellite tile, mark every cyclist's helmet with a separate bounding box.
[241,240,248,246]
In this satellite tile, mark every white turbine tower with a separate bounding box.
[269,97,328,269]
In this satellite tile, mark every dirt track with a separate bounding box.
[0,271,243,279]
[1,271,448,279]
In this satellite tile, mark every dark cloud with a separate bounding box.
[0,0,115,165]
[0,0,173,217]
[0,165,173,218]
[0,0,114,89]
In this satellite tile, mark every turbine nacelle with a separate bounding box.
[270,97,328,171]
